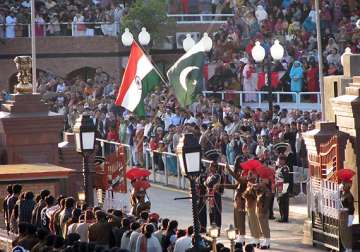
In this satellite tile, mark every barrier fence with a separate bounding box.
[0,13,234,39]
[95,139,308,198]
[202,91,322,111]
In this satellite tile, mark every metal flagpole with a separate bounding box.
[315,0,325,120]
[31,0,37,93]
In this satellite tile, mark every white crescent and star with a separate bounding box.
[179,66,199,91]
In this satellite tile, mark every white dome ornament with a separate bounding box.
[251,41,266,63]
[202,33,213,52]
[270,39,284,61]
[341,47,352,67]
[138,27,151,46]
[182,34,195,52]
[121,28,134,47]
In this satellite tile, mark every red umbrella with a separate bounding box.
[240,160,263,171]
[126,167,151,180]
[337,169,355,182]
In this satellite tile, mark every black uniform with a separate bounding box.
[206,171,223,228]
[196,174,208,231]
[276,165,290,222]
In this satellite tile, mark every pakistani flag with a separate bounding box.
[167,40,205,108]
[115,41,162,117]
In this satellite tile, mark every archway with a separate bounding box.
[66,67,98,83]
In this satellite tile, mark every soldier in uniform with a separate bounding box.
[196,173,208,231]
[221,156,247,244]
[256,169,273,249]
[243,170,261,247]
[205,160,223,229]
[275,154,291,222]
[338,169,355,252]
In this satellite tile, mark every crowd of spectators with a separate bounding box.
[205,0,360,95]
[0,0,130,38]
[4,184,250,252]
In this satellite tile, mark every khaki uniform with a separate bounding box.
[256,184,271,239]
[234,180,247,236]
[243,182,261,240]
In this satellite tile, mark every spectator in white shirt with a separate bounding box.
[173,226,193,252]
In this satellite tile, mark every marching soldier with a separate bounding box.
[196,173,208,231]
[243,170,261,247]
[205,160,223,229]
[275,155,291,223]
[256,170,273,249]
[221,156,247,244]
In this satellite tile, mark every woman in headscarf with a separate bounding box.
[255,5,268,24]
[289,61,304,93]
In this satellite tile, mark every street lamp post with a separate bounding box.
[121,27,151,47]
[208,223,219,252]
[251,40,284,116]
[176,133,203,250]
[73,114,96,206]
[226,224,236,252]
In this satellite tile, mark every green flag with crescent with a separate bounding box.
[167,40,205,108]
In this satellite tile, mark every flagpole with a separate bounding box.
[31,0,37,93]
[134,40,169,86]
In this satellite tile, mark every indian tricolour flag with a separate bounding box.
[115,41,161,117]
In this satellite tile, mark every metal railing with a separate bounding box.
[167,13,234,24]
[0,22,121,38]
[95,139,308,200]
[202,91,322,111]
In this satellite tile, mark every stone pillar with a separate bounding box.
[332,76,360,224]
[0,56,63,164]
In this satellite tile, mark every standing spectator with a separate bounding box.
[135,223,162,252]
[162,220,178,252]
[35,14,45,37]
[243,61,257,102]
[73,12,86,37]
[289,61,304,93]
[126,222,142,251]
[7,184,22,233]
[3,185,13,233]
[40,196,55,231]
[173,225,193,252]
[59,197,75,238]
[32,189,50,228]
[18,191,36,224]
[88,210,113,248]
[74,210,94,242]
[6,10,16,38]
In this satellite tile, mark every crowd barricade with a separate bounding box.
[0,22,121,38]
[167,14,234,24]
[202,91,321,111]
[94,140,308,201]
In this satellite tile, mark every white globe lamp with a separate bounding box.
[251,41,266,63]
[121,28,134,47]
[341,47,352,67]
[270,40,284,61]
[182,34,195,52]
[138,27,151,46]
[202,32,213,52]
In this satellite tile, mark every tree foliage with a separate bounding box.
[121,0,175,43]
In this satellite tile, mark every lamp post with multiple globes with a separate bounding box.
[251,39,284,116]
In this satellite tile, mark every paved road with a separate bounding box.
[112,184,325,252]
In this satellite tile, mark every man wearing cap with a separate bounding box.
[205,157,223,228]
[256,174,272,249]
[275,155,291,223]
[338,169,355,252]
